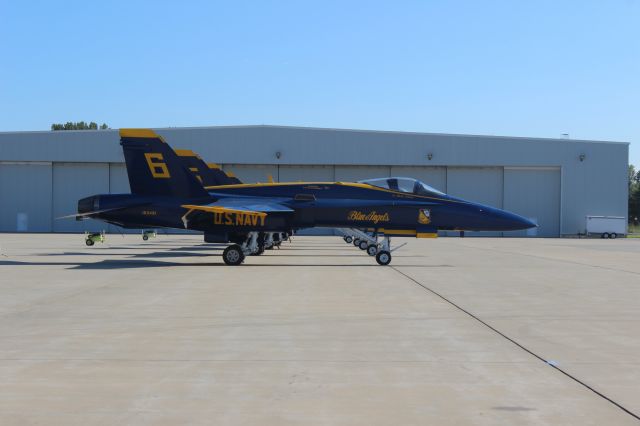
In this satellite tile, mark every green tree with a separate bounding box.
[51,121,110,131]
[630,165,640,225]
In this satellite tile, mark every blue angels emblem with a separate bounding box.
[418,209,431,224]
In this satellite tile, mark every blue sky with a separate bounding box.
[1,0,639,165]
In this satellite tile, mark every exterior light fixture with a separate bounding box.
[579,153,585,162]
[427,152,433,161]
[275,151,282,159]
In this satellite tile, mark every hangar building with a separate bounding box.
[0,125,629,237]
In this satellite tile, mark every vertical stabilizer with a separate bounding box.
[120,129,208,198]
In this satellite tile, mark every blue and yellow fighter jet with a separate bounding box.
[75,129,536,266]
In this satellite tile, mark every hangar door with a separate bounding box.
[335,166,391,182]
[503,167,560,237]
[279,165,334,182]
[109,163,130,194]
[390,166,446,193]
[53,163,109,232]
[0,162,52,232]
[446,167,503,236]
[222,164,278,184]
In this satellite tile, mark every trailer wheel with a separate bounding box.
[611,233,617,239]
[602,233,609,239]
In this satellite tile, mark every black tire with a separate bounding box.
[345,236,353,244]
[223,245,244,265]
[85,239,94,246]
[602,233,610,239]
[376,250,391,266]
[142,235,148,241]
[611,233,617,239]
[358,240,368,250]
[367,245,378,256]
[353,238,361,247]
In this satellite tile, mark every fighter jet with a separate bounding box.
[75,129,536,266]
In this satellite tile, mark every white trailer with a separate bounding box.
[586,216,626,238]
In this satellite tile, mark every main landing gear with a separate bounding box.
[341,229,394,266]
[222,232,292,265]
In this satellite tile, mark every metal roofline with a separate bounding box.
[0,124,629,145]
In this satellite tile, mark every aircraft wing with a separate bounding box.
[182,199,293,214]
[180,199,293,228]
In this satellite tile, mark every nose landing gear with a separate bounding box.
[338,229,398,266]
[376,250,391,266]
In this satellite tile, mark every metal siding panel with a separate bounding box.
[389,166,447,193]
[222,164,278,184]
[53,163,109,232]
[334,166,391,182]
[504,168,561,237]
[446,167,503,236]
[0,163,52,232]
[278,166,334,182]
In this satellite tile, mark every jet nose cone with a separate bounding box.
[502,211,537,230]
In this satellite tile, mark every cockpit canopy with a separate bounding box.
[358,177,446,197]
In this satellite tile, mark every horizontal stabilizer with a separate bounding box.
[56,206,140,221]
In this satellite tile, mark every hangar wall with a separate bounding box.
[0,125,628,237]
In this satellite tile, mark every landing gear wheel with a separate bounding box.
[353,238,361,247]
[611,233,617,239]
[85,239,94,246]
[376,250,391,266]
[367,245,378,256]
[251,246,265,256]
[345,236,353,244]
[142,235,148,241]
[358,240,368,250]
[223,245,244,265]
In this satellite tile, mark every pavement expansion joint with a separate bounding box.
[391,265,640,422]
